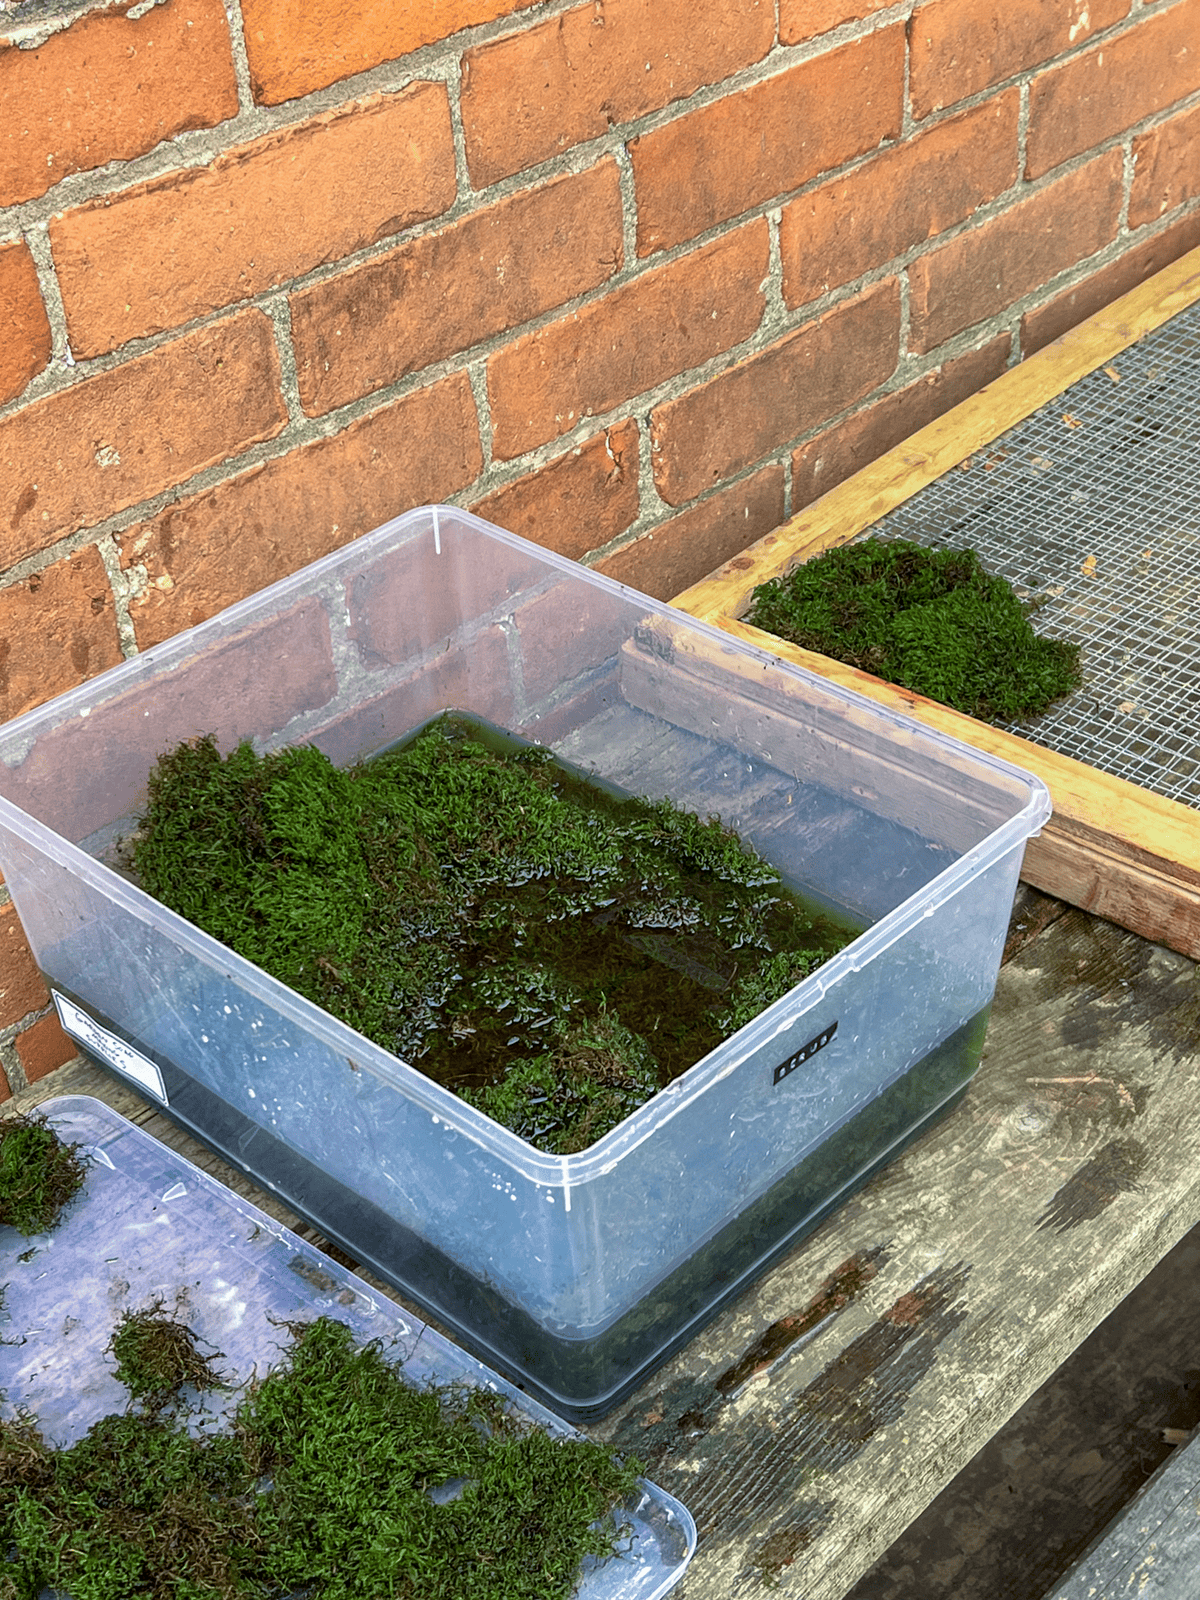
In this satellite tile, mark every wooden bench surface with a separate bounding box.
[7,886,1200,1598]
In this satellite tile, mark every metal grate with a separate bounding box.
[861,303,1200,809]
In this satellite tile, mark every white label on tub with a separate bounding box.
[52,992,168,1105]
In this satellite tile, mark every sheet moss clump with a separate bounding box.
[746,537,1082,723]
[0,1113,87,1236]
[0,1314,642,1600]
[133,716,855,1151]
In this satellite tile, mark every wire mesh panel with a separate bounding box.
[862,305,1200,809]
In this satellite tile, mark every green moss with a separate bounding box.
[0,1315,642,1600]
[746,537,1082,723]
[134,717,858,1152]
[0,1115,87,1237]
[460,1012,661,1155]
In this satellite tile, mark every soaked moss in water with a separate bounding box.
[746,537,1082,723]
[0,1314,642,1600]
[133,716,857,1152]
[0,1114,87,1236]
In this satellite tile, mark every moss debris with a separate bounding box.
[0,1314,642,1600]
[0,1114,87,1237]
[746,537,1082,724]
[133,716,857,1152]
[107,1304,225,1412]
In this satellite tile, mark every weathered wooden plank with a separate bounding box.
[670,246,1200,958]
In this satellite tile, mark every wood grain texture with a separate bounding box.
[671,243,1200,958]
[8,900,1200,1599]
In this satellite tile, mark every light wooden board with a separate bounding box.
[672,245,1200,958]
[9,894,1200,1598]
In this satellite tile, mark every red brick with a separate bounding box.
[487,220,770,461]
[908,152,1124,354]
[1027,0,1200,178]
[460,0,773,188]
[1,311,286,570]
[781,94,1018,309]
[0,902,50,1027]
[0,0,237,208]
[240,0,539,105]
[292,162,623,419]
[117,372,482,648]
[0,238,51,404]
[790,334,1012,507]
[472,420,639,562]
[0,548,123,724]
[15,1011,76,1082]
[596,465,785,599]
[779,0,896,44]
[651,279,900,506]
[0,1065,9,1103]
[1020,210,1200,354]
[52,86,456,360]
[909,0,1130,120]
[1129,102,1200,228]
[631,26,905,257]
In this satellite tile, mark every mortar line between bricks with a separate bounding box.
[0,1038,30,1098]
[897,269,913,365]
[94,533,141,659]
[3,0,111,51]
[221,0,258,118]
[466,360,494,470]
[612,142,639,273]
[443,52,474,203]
[21,222,72,369]
[263,295,305,426]
[759,209,789,343]
[899,9,915,140]
[635,412,666,528]
[1017,78,1036,180]
[1119,139,1136,235]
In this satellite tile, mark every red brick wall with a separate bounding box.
[1,0,1199,1089]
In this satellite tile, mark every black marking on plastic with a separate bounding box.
[774,1021,838,1086]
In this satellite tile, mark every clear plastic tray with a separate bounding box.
[0,506,1050,1417]
[0,1095,696,1600]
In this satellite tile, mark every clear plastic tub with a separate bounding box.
[0,1095,694,1598]
[0,507,1050,1419]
